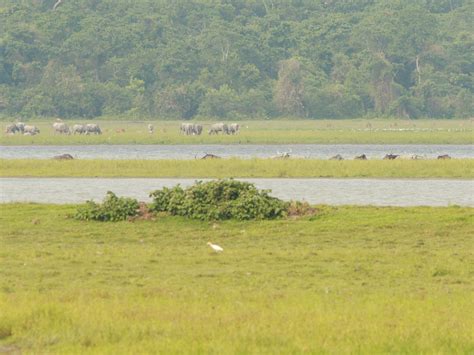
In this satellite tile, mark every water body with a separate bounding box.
[1,144,472,160]
[1,178,472,206]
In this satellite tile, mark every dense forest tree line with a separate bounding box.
[0,0,472,120]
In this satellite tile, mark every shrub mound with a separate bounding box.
[75,191,139,222]
[149,179,288,220]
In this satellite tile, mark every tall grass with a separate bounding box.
[1,119,472,145]
[1,158,473,178]
[0,204,473,353]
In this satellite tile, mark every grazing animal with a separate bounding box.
[329,154,344,160]
[181,123,202,136]
[23,125,40,135]
[207,242,223,253]
[383,154,399,160]
[53,122,69,134]
[53,154,74,160]
[5,122,25,134]
[72,124,86,135]
[228,123,240,134]
[5,123,19,134]
[437,154,451,160]
[180,123,194,135]
[148,124,154,134]
[208,122,229,135]
[201,153,221,159]
[354,154,367,160]
[16,122,25,133]
[84,123,102,135]
[193,124,203,135]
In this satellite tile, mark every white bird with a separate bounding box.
[207,242,223,253]
[53,0,63,10]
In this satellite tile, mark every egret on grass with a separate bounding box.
[207,242,223,253]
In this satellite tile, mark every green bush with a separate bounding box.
[149,180,289,221]
[75,191,140,222]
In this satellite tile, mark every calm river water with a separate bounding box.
[1,178,472,206]
[1,144,473,159]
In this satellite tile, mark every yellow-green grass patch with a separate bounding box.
[1,158,473,178]
[1,119,472,145]
[0,204,473,353]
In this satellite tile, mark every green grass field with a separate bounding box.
[0,204,473,353]
[1,119,472,145]
[1,158,473,178]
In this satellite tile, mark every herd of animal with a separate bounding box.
[5,122,40,136]
[180,122,240,135]
[55,122,102,135]
[328,153,452,160]
[5,121,240,137]
[5,121,102,135]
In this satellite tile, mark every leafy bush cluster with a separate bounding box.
[75,191,139,222]
[149,180,289,221]
[74,180,306,222]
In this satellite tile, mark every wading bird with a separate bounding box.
[53,0,63,10]
[207,242,223,253]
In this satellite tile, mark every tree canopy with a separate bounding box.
[0,0,472,119]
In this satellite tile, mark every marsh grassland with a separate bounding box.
[1,119,472,145]
[0,204,473,353]
[1,158,473,178]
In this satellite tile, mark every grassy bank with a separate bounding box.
[1,158,473,178]
[0,204,473,353]
[1,119,472,145]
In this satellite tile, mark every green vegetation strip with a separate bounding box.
[0,204,472,353]
[1,119,472,145]
[1,159,473,178]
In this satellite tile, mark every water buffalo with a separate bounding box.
[53,122,70,134]
[329,154,344,160]
[383,154,399,160]
[228,123,240,135]
[209,122,229,135]
[437,154,451,160]
[354,154,367,160]
[201,153,221,159]
[23,125,40,135]
[85,123,102,135]
[72,124,86,135]
[53,154,74,160]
